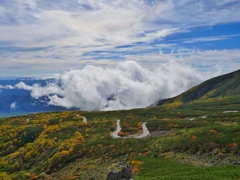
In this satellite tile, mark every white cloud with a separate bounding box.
[183,49,240,75]
[0,0,239,77]
[122,48,240,77]
[16,61,203,110]
[15,82,32,90]
[1,0,239,48]
[182,34,240,44]
[0,85,15,89]
[10,102,16,110]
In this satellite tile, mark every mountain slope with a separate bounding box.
[155,69,240,106]
[0,97,240,179]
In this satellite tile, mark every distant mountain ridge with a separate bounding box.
[0,79,73,118]
[155,69,240,106]
[1,69,239,118]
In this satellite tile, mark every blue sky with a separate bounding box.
[0,0,240,78]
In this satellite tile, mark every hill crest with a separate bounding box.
[154,69,240,106]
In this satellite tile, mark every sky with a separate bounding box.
[0,0,239,78]
[0,0,240,110]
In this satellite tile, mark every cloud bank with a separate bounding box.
[15,61,203,111]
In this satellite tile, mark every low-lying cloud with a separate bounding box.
[15,61,203,111]
[0,85,15,89]
[10,102,16,110]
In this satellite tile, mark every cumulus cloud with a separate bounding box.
[15,82,32,90]
[0,85,15,89]
[16,61,203,111]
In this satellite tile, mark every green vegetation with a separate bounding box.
[135,157,240,180]
[0,70,240,179]
[0,95,239,179]
[156,69,240,106]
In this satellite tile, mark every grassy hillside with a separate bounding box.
[155,69,240,106]
[0,94,240,179]
[0,70,240,179]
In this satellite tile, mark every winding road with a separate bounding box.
[135,122,149,138]
[112,120,121,138]
[112,120,149,139]
[78,112,227,139]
